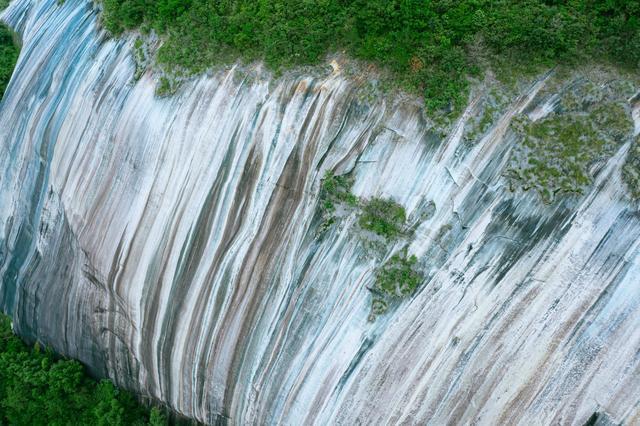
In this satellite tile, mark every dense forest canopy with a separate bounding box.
[0,5,19,99]
[0,315,166,425]
[101,0,640,113]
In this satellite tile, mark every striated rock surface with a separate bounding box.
[1,0,640,424]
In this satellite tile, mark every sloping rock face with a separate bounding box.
[1,0,640,424]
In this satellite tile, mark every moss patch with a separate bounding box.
[156,75,179,97]
[464,85,511,144]
[376,251,421,296]
[321,171,358,209]
[132,36,148,80]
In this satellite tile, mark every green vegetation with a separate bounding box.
[132,37,148,80]
[623,136,640,199]
[320,171,358,211]
[315,175,421,319]
[369,249,423,320]
[464,88,511,143]
[156,76,177,97]
[318,171,358,231]
[376,251,421,296]
[0,314,166,425]
[506,78,635,203]
[370,298,389,317]
[0,21,19,100]
[101,0,640,114]
[318,173,408,241]
[359,198,406,240]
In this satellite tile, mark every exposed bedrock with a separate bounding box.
[1,0,639,424]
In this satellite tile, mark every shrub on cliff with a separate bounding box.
[359,197,407,240]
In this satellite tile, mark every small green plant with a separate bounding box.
[359,197,406,240]
[590,102,634,141]
[320,171,358,209]
[464,89,511,143]
[371,298,388,315]
[133,37,148,80]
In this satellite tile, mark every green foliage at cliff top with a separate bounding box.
[0,22,19,100]
[0,314,167,425]
[101,0,640,114]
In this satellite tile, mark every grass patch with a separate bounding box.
[506,78,634,203]
[320,171,358,211]
[464,87,511,143]
[155,76,178,97]
[375,251,421,297]
[132,36,147,80]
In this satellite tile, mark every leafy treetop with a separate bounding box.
[101,0,640,114]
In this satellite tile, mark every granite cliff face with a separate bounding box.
[1,0,640,424]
